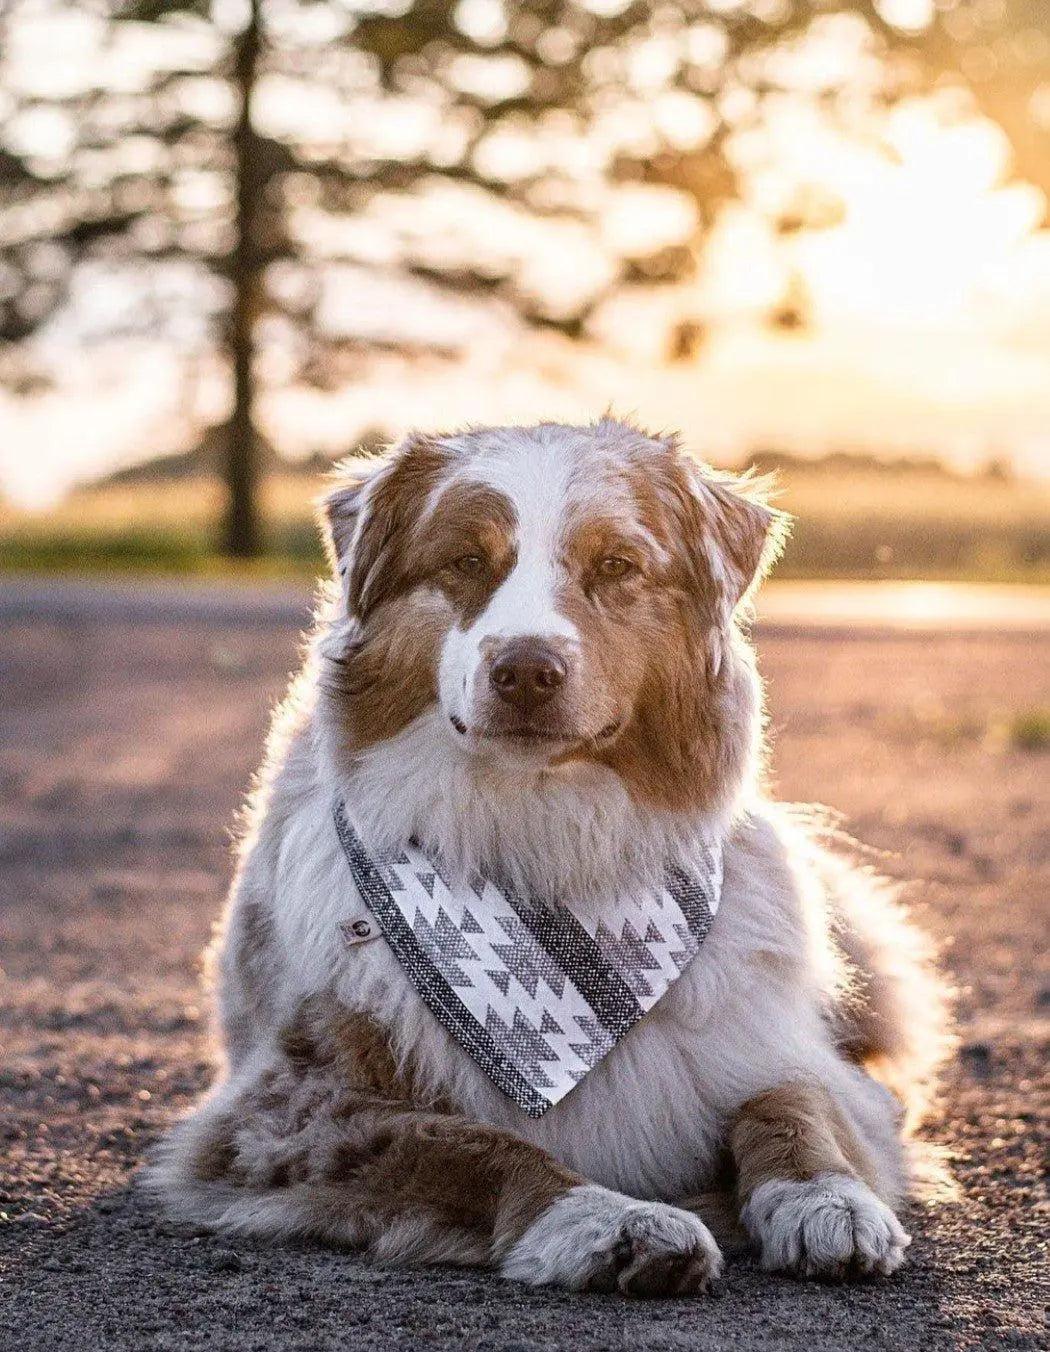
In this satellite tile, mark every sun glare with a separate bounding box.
[795,104,1046,331]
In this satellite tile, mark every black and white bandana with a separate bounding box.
[333,801,723,1118]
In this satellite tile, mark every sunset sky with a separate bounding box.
[1,7,1049,507]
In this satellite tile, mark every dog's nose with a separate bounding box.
[489,638,567,713]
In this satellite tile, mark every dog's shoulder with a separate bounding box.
[719,802,829,948]
[213,683,342,1058]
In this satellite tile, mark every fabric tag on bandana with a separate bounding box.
[333,801,722,1118]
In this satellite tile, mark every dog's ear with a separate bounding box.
[318,455,378,615]
[668,453,789,673]
[318,433,449,619]
[694,468,788,620]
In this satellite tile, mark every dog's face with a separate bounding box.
[321,420,783,812]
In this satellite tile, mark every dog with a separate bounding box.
[147,418,950,1295]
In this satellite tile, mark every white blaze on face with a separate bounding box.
[438,435,581,731]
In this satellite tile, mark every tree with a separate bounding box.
[1,1,1045,553]
[226,0,263,556]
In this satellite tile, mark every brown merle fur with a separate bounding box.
[731,1082,884,1207]
[181,996,583,1266]
[320,453,521,754]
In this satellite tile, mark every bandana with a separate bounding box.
[333,801,722,1118]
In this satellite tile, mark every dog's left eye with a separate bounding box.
[596,556,636,580]
[453,553,486,578]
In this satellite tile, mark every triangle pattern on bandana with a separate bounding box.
[333,801,723,1118]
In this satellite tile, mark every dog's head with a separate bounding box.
[319,419,786,814]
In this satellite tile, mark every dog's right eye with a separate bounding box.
[453,553,486,578]
[596,556,637,581]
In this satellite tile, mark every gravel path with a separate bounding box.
[1,580,1046,1351]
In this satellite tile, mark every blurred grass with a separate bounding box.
[0,476,321,580]
[1009,709,1050,751]
[1,462,1048,583]
[888,702,1050,752]
[777,466,1050,582]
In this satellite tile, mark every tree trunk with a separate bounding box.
[222,0,262,558]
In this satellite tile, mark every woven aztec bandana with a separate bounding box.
[333,801,723,1118]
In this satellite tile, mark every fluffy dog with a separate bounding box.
[147,419,950,1295]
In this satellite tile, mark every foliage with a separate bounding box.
[2,1,1046,367]
[0,1,1046,550]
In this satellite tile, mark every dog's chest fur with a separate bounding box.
[253,731,848,1202]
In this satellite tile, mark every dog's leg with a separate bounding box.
[730,1082,910,1279]
[157,1095,722,1296]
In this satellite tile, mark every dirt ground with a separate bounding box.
[1,580,1046,1351]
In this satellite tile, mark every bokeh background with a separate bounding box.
[1,6,1048,1345]
[0,0,1048,579]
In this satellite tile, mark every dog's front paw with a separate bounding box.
[500,1184,723,1296]
[741,1173,910,1280]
